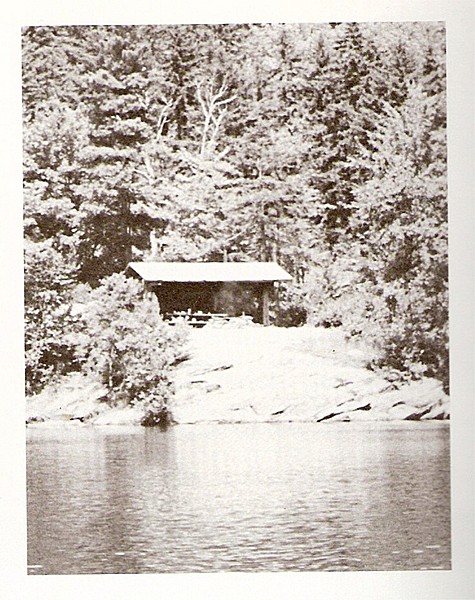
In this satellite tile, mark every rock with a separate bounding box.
[335,410,380,422]
[404,407,433,421]
[388,378,445,408]
[335,398,372,413]
[370,391,402,414]
[316,410,344,422]
[385,370,402,382]
[91,405,143,426]
[26,416,46,424]
[70,411,100,423]
[421,402,450,420]
[271,406,290,416]
[387,403,419,420]
[205,384,221,393]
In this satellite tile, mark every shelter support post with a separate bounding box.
[144,282,154,299]
[261,282,272,326]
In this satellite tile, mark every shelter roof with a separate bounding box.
[128,261,292,283]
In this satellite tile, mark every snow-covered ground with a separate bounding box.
[26,324,449,426]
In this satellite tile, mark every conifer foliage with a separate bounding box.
[74,274,187,420]
[22,23,449,397]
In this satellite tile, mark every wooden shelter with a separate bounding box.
[128,261,292,326]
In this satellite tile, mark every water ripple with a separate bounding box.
[27,422,451,574]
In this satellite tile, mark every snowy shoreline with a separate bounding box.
[26,325,449,427]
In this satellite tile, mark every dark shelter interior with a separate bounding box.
[152,281,265,323]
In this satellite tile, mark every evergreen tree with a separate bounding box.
[347,81,448,386]
[24,238,79,393]
[314,23,387,243]
[21,23,449,392]
[23,98,88,245]
[22,26,97,117]
[72,27,158,283]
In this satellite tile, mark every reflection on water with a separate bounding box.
[27,422,451,574]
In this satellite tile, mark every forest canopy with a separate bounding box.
[22,23,448,394]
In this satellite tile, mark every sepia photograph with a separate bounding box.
[1,2,473,599]
[23,20,452,574]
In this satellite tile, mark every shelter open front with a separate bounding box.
[127,262,292,326]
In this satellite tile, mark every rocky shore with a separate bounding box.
[26,325,449,426]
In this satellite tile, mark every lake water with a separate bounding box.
[27,421,451,574]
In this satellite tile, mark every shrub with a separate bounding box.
[74,274,188,421]
[273,282,308,327]
[24,239,79,394]
[294,246,449,392]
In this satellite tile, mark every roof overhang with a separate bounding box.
[127,261,293,283]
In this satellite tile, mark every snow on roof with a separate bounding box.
[128,261,293,283]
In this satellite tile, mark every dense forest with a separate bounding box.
[22,23,448,402]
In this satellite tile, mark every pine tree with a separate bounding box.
[312,23,388,244]
[72,27,159,284]
[22,26,96,117]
